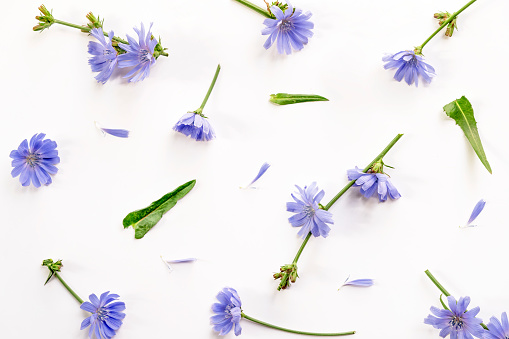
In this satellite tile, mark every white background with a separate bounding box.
[2,0,509,338]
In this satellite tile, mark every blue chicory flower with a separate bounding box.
[211,287,242,336]
[383,50,435,87]
[262,3,314,55]
[80,291,126,339]
[286,182,334,238]
[347,167,401,202]
[88,28,118,84]
[244,162,271,188]
[484,312,509,339]
[118,23,157,82]
[173,113,216,141]
[424,296,484,339]
[466,199,486,226]
[10,133,60,187]
[341,277,374,288]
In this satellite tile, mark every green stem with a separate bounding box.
[293,233,312,264]
[53,19,128,44]
[424,270,488,330]
[198,64,221,113]
[233,0,274,18]
[54,272,84,304]
[242,313,355,336]
[417,0,478,52]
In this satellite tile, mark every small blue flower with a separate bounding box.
[484,312,509,339]
[118,23,157,82]
[347,167,401,202]
[80,291,126,339]
[262,3,314,55]
[286,182,334,238]
[467,199,486,226]
[424,296,484,339]
[173,113,216,141]
[10,133,60,187]
[383,50,435,86]
[211,287,242,336]
[88,28,118,84]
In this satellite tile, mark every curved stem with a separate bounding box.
[418,0,478,51]
[54,272,84,304]
[53,19,128,44]
[198,64,221,112]
[233,0,274,18]
[242,313,355,336]
[293,233,312,264]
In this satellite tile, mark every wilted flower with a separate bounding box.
[347,167,400,202]
[262,3,314,55]
[211,287,242,336]
[80,291,126,339]
[118,23,157,82]
[424,296,484,339]
[173,113,216,141]
[286,182,334,238]
[383,50,435,86]
[10,133,60,187]
[88,28,118,84]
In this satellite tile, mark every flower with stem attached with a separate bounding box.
[211,287,355,336]
[383,0,478,85]
[347,160,401,201]
[42,259,126,339]
[173,64,220,141]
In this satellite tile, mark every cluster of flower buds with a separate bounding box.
[434,12,457,37]
[82,12,103,32]
[264,0,289,14]
[273,263,298,290]
[33,5,54,32]
[42,258,63,285]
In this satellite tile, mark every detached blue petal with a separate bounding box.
[342,278,374,287]
[245,162,271,188]
[467,199,486,225]
[101,128,130,138]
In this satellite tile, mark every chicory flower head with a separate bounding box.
[484,312,509,339]
[173,113,216,141]
[88,28,118,84]
[80,291,126,339]
[211,287,242,336]
[286,182,334,238]
[383,50,435,87]
[118,23,157,82]
[262,2,314,55]
[347,167,400,202]
[424,296,484,339]
[10,133,60,187]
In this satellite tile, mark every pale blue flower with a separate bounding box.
[118,23,157,82]
[262,3,314,55]
[88,28,118,84]
[347,167,401,202]
[286,182,334,238]
[484,312,509,339]
[467,199,486,226]
[244,162,270,188]
[211,287,242,336]
[80,291,126,339]
[424,296,484,339]
[173,113,215,141]
[10,133,60,187]
[383,50,435,86]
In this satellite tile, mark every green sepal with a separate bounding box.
[269,93,329,105]
[443,96,492,174]
[439,294,450,311]
[123,180,196,239]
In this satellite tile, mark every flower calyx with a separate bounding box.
[264,1,289,15]
[83,12,104,32]
[274,263,298,290]
[153,36,169,59]
[42,258,63,285]
[370,159,390,175]
[34,5,55,32]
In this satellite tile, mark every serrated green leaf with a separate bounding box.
[443,96,492,174]
[123,180,196,239]
[269,93,329,105]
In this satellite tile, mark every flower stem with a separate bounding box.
[197,64,221,113]
[54,272,84,304]
[232,0,274,18]
[424,270,488,330]
[417,0,478,52]
[53,19,128,44]
[293,233,312,264]
[242,313,355,336]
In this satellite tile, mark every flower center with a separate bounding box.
[97,307,109,321]
[225,304,234,318]
[140,49,152,63]
[279,19,294,32]
[450,316,464,330]
[26,153,40,167]
[303,205,315,217]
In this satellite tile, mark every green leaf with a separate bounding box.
[123,180,196,239]
[443,96,492,174]
[269,93,329,105]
